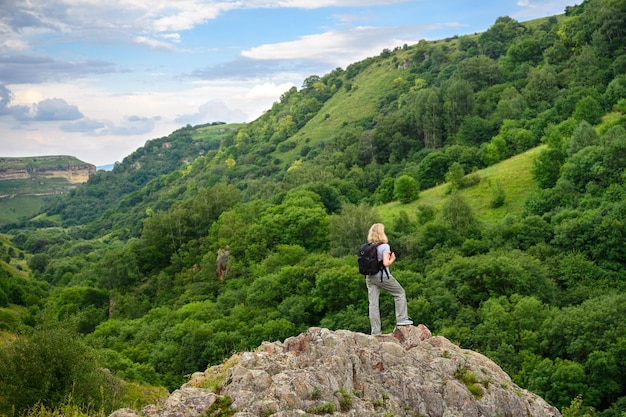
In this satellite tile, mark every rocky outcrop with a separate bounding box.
[0,156,95,197]
[0,156,95,183]
[116,325,560,417]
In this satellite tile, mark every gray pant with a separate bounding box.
[366,272,409,335]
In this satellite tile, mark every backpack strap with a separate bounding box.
[375,242,391,282]
[380,264,390,282]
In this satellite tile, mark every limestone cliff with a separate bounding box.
[110,325,561,417]
[0,156,95,197]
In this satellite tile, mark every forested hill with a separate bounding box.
[1,0,626,416]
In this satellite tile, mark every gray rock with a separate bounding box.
[111,325,561,417]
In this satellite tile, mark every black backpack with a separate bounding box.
[358,242,389,279]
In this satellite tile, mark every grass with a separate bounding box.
[0,156,88,169]
[188,354,241,393]
[381,145,545,226]
[280,48,415,164]
[453,366,484,399]
[0,195,48,225]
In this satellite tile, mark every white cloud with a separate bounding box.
[133,36,178,50]
[1,0,411,40]
[174,99,248,125]
[161,33,181,42]
[241,26,425,67]
[1,38,30,52]
[246,82,295,100]
[513,0,574,19]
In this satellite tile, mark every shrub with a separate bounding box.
[0,323,122,415]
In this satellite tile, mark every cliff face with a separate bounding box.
[0,156,95,196]
[0,156,95,183]
[111,325,561,417]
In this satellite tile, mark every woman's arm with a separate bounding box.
[383,250,396,267]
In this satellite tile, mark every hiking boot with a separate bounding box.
[397,319,413,326]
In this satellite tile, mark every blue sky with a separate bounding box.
[0,0,578,166]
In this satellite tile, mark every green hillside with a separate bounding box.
[382,145,545,225]
[1,1,626,416]
[0,195,48,225]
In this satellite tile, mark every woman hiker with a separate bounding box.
[365,223,412,336]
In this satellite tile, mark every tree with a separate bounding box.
[328,203,381,257]
[394,175,420,203]
[374,177,395,203]
[479,16,527,59]
[573,96,603,125]
[566,121,599,156]
[406,87,444,148]
[416,151,450,188]
[441,193,479,237]
[456,115,496,146]
[443,79,474,137]
[28,253,51,274]
[523,65,559,110]
[456,55,503,89]
[604,75,626,108]
[570,45,607,89]
[532,147,565,188]
[493,87,527,123]
[445,162,465,192]
[522,357,590,410]
[260,190,330,251]
[312,264,367,315]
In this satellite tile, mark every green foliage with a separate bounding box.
[562,395,596,417]
[308,402,336,415]
[394,174,420,203]
[453,366,483,399]
[532,147,565,188]
[566,121,600,156]
[489,179,506,208]
[260,189,330,251]
[203,396,237,417]
[441,193,479,237]
[335,388,353,411]
[445,162,465,192]
[0,323,122,415]
[328,203,380,257]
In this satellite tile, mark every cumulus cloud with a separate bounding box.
[241,25,426,67]
[191,24,428,83]
[12,98,83,122]
[246,82,296,100]
[175,99,248,125]
[105,115,160,136]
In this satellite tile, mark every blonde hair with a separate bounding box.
[367,223,388,243]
